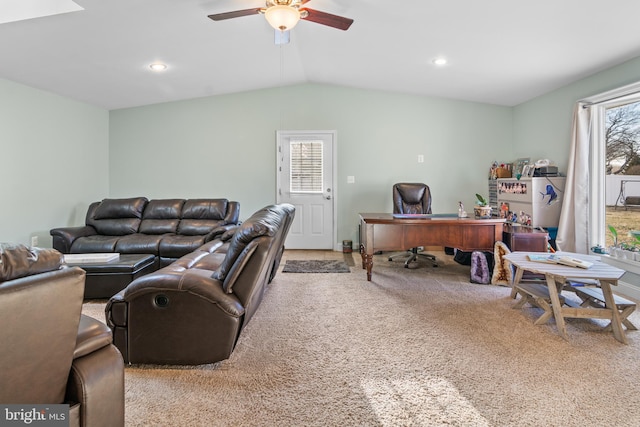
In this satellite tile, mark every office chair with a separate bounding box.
[388,183,438,268]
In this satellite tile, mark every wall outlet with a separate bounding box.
[31,236,38,247]
[347,176,355,184]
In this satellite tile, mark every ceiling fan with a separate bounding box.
[208,0,354,32]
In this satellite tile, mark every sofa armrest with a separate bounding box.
[67,344,124,427]
[224,201,240,224]
[204,224,239,242]
[122,269,244,317]
[105,291,125,329]
[66,314,124,427]
[74,315,112,359]
[50,226,97,253]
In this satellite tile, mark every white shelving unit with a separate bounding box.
[497,177,566,228]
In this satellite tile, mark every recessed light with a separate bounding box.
[432,57,447,66]
[149,62,167,72]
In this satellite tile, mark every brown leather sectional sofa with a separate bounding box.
[50,197,240,267]
[0,243,124,427]
[105,203,295,365]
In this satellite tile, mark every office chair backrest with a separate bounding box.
[393,183,432,214]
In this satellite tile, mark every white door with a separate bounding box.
[277,130,336,249]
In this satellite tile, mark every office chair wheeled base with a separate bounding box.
[388,248,438,268]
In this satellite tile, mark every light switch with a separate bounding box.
[418,155,424,163]
[347,176,355,184]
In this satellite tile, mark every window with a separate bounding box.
[289,140,323,193]
[604,101,640,248]
[586,85,640,250]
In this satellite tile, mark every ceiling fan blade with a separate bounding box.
[208,8,262,21]
[301,8,353,31]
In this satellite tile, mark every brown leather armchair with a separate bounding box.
[388,183,438,267]
[0,243,124,427]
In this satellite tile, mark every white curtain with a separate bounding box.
[556,103,592,253]
[557,82,640,254]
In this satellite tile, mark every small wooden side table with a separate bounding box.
[504,251,628,343]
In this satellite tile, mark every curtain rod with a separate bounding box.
[581,82,640,108]
[581,96,620,108]
[581,94,639,108]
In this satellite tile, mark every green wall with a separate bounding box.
[3,52,640,249]
[513,56,640,169]
[109,83,513,246]
[0,78,109,246]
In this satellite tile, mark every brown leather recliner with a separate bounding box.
[0,243,124,427]
[106,203,295,365]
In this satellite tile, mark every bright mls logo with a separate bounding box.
[0,405,68,426]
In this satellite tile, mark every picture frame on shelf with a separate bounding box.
[515,157,530,176]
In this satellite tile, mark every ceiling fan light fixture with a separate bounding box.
[265,5,300,31]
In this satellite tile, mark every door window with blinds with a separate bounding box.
[290,140,323,193]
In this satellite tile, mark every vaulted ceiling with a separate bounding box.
[1,0,639,110]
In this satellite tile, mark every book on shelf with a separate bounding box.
[526,253,593,269]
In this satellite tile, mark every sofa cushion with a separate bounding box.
[139,199,184,234]
[182,199,228,220]
[221,241,259,294]
[190,252,226,272]
[89,197,147,236]
[212,207,279,287]
[0,243,63,282]
[74,314,113,359]
[196,239,225,254]
[94,197,147,220]
[220,227,238,241]
[115,234,164,255]
[71,235,121,253]
[92,219,143,236]
[139,219,179,235]
[178,199,228,236]
[159,235,207,258]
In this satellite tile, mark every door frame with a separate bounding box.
[276,130,338,251]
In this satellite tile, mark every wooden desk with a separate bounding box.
[504,252,627,343]
[359,213,505,281]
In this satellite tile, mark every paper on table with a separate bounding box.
[527,253,593,269]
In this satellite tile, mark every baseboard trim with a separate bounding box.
[615,280,640,301]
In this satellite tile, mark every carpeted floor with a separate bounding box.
[82,250,640,426]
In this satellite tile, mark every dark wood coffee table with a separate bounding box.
[65,254,157,299]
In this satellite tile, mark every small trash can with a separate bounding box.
[342,240,353,253]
